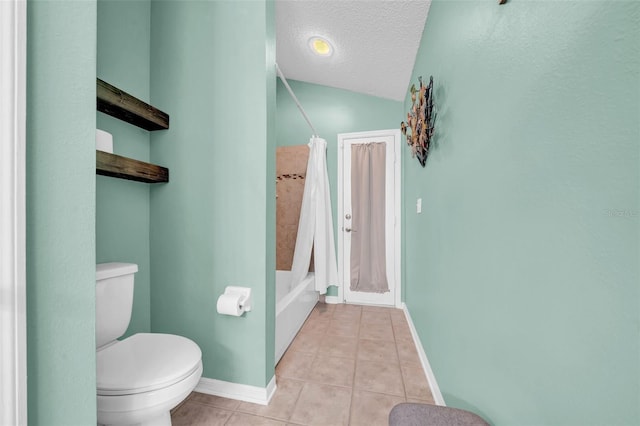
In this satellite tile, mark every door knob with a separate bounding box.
[345,214,351,220]
[345,227,352,232]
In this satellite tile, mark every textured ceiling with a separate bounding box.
[276,0,432,102]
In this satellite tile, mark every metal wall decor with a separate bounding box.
[401,76,435,167]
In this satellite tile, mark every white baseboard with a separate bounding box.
[195,375,277,406]
[324,295,342,304]
[402,303,446,406]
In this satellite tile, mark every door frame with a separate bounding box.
[0,0,28,424]
[336,129,402,308]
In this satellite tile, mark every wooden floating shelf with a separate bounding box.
[96,150,169,184]
[97,78,169,131]
[95,78,171,184]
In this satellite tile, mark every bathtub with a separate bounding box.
[275,270,318,364]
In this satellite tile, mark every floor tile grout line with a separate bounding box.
[306,303,329,380]
[346,304,362,426]
[392,312,410,402]
[175,303,427,425]
[179,398,238,411]
[283,378,307,424]
[285,302,345,425]
[293,302,361,426]
[221,408,234,425]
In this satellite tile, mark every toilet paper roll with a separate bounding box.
[216,293,245,316]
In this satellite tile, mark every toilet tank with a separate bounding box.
[96,263,138,349]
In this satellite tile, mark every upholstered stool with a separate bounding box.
[389,403,489,426]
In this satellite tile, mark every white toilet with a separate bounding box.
[96,263,203,426]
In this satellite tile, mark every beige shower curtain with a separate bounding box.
[350,142,389,293]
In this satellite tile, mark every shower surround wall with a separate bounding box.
[276,145,309,271]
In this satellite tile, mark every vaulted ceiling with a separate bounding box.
[276,0,432,102]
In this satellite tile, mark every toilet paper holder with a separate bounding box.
[222,286,252,312]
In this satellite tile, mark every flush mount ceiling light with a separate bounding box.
[308,36,333,57]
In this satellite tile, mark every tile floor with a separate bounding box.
[171,302,435,426]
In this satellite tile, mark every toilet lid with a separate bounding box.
[97,333,202,396]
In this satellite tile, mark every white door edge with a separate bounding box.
[337,129,402,308]
[0,0,28,424]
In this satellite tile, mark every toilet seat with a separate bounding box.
[97,361,202,426]
[97,333,202,396]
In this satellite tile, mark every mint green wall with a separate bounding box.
[403,1,639,425]
[149,0,276,387]
[276,80,403,296]
[264,0,277,378]
[96,0,152,336]
[26,0,97,424]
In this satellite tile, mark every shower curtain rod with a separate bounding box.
[275,62,319,138]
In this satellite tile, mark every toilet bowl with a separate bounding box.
[96,263,203,426]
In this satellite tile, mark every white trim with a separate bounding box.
[0,0,27,424]
[337,129,402,308]
[337,134,344,303]
[324,295,341,304]
[195,375,277,406]
[402,303,446,406]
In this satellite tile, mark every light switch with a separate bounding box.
[416,198,422,214]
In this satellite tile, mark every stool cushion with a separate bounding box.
[389,403,489,426]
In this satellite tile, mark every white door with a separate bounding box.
[337,130,401,307]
